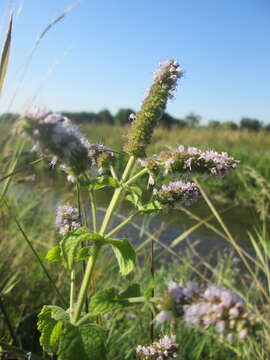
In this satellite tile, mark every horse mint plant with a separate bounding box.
[18,60,247,360]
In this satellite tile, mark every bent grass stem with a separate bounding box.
[4,201,67,307]
[106,211,141,238]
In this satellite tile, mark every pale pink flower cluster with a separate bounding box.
[156,282,255,342]
[55,205,81,236]
[22,109,114,180]
[153,60,183,98]
[153,181,200,207]
[155,282,199,325]
[136,335,179,359]
[183,285,254,342]
[138,145,238,180]
[162,145,238,178]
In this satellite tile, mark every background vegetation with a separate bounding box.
[1,117,270,359]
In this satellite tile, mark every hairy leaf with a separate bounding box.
[89,287,125,315]
[119,283,141,299]
[46,246,61,262]
[107,238,136,275]
[57,323,106,360]
[37,306,63,354]
[50,305,70,322]
[77,246,94,261]
[89,176,118,190]
[139,200,163,213]
[61,227,105,270]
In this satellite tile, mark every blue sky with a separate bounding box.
[0,0,269,123]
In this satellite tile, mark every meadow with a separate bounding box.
[0,16,270,359]
[1,116,270,359]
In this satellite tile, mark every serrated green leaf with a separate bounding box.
[77,246,93,261]
[119,283,141,299]
[50,321,63,348]
[37,306,63,354]
[125,185,143,208]
[126,193,141,208]
[89,287,125,315]
[50,305,70,322]
[89,176,118,190]
[144,280,156,300]
[107,238,136,275]
[140,200,163,213]
[129,185,143,197]
[61,227,105,270]
[46,246,61,262]
[57,323,106,360]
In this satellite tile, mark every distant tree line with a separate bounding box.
[0,110,269,132]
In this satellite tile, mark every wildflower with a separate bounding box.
[155,281,199,325]
[55,205,81,236]
[20,109,114,180]
[125,60,183,158]
[138,145,238,181]
[153,181,200,207]
[183,285,255,342]
[138,157,160,185]
[136,335,179,359]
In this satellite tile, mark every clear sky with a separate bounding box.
[0,0,269,124]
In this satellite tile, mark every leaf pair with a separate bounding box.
[88,176,119,190]
[89,284,141,316]
[38,305,106,360]
[46,227,104,271]
[47,227,136,275]
[126,185,163,213]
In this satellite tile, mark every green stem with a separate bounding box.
[76,182,82,221]
[122,156,136,182]
[106,211,141,238]
[124,168,148,187]
[77,183,89,313]
[110,165,119,181]
[99,156,135,235]
[75,313,93,327]
[89,190,98,232]
[72,245,101,324]
[72,156,136,324]
[150,237,155,342]
[70,270,76,317]
[126,296,160,303]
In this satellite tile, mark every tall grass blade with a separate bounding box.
[195,178,270,300]
[0,16,12,95]
[0,296,18,345]
[4,200,67,307]
[7,1,80,111]
[0,139,25,203]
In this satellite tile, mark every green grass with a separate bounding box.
[0,123,270,359]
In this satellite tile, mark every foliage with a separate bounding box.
[1,49,270,360]
[240,117,262,131]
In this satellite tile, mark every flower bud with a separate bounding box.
[125,60,183,158]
